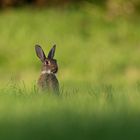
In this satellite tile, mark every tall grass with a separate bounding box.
[0,84,140,140]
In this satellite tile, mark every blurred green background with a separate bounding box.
[0,0,140,140]
[0,0,140,88]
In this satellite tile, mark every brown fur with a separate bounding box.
[38,73,59,94]
[35,44,59,95]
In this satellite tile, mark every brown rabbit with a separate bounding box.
[35,44,59,94]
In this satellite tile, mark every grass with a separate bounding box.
[1,85,140,140]
[0,4,140,140]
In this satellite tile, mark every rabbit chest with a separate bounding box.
[38,73,59,93]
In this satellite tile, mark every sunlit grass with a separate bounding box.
[0,7,140,87]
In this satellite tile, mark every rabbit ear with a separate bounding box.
[47,45,56,59]
[35,44,46,63]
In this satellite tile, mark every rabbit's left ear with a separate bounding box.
[35,44,46,63]
[48,45,56,59]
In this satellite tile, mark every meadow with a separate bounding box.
[0,4,140,140]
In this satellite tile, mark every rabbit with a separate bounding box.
[35,44,59,94]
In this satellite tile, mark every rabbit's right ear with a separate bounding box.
[47,44,56,59]
[35,45,46,63]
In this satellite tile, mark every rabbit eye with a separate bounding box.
[45,61,49,65]
[45,60,51,65]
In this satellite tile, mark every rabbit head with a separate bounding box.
[35,44,58,74]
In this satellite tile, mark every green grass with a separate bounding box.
[1,85,140,140]
[0,5,140,140]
